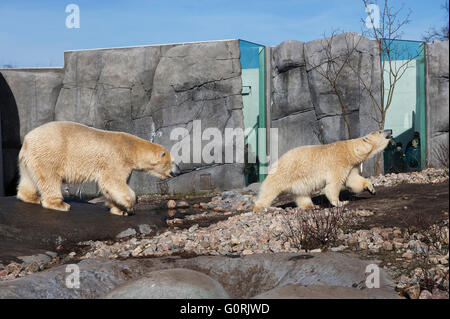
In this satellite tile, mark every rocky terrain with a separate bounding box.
[0,168,448,299]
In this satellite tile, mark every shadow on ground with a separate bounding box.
[0,197,183,264]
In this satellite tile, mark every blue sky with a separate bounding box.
[0,0,447,67]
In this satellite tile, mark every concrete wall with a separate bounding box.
[269,33,381,176]
[426,40,449,168]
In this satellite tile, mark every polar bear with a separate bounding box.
[16,121,180,215]
[253,130,392,211]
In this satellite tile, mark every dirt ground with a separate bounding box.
[347,182,449,229]
[272,182,449,230]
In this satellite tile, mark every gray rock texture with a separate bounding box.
[104,268,230,299]
[426,41,449,168]
[270,33,382,175]
[0,68,64,141]
[252,284,400,299]
[0,253,400,299]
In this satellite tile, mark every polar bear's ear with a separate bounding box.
[160,151,166,157]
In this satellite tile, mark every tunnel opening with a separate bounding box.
[0,72,21,196]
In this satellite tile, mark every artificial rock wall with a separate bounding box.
[426,40,449,168]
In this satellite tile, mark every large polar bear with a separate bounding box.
[253,130,392,211]
[17,121,180,216]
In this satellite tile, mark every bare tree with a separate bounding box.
[307,31,363,139]
[434,140,450,168]
[423,1,449,42]
[356,0,424,174]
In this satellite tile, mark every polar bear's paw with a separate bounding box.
[17,191,41,205]
[109,206,134,216]
[364,182,376,195]
[42,198,70,212]
[331,200,349,208]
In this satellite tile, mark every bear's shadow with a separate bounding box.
[278,190,369,209]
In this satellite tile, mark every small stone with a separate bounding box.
[45,251,58,259]
[382,241,393,251]
[116,228,137,239]
[402,252,414,259]
[310,248,322,253]
[166,218,183,225]
[24,261,40,273]
[138,224,154,235]
[167,200,176,209]
[393,241,404,249]
[177,201,189,208]
[419,290,433,299]
[5,262,23,275]
[143,248,154,256]
[356,210,374,217]
[405,285,420,299]
[188,224,199,232]
[359,242,368,250]
[242,249,253,255]
[431,290,449,299]
[331,246,346,252]
[131,246,143,257]
[119,251,131,258]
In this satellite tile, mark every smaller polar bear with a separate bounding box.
[17,121,180,216]
[253,130,392,211]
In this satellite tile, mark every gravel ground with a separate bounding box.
[369,168,448,187]
[1,168,448,299]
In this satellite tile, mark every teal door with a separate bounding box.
[383,40,426,173]
[239,40,266,185]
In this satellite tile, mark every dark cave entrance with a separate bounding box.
[0,72,21,196]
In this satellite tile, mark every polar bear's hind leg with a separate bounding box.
[16,163,41,205]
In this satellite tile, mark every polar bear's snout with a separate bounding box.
[382,129,393,139]
[170,163,181,177]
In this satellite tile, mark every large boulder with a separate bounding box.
[103,268,230,299]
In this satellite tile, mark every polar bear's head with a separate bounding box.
[138,145,181,179]
[356,129,392,160]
